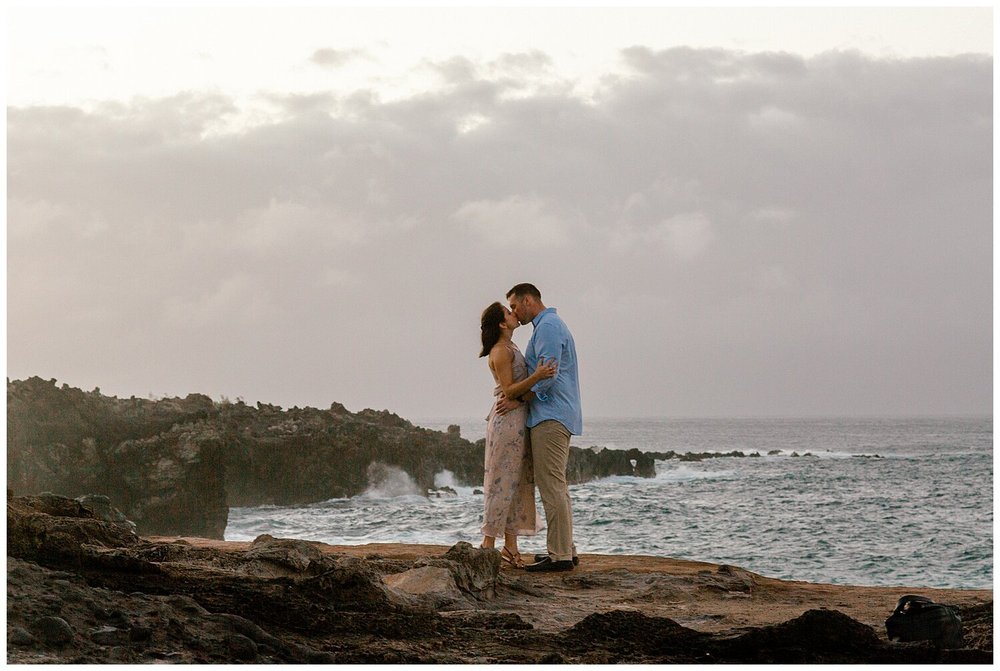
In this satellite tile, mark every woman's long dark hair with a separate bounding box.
[480,302,505,357]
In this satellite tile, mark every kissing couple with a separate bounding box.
[477,283,583,572]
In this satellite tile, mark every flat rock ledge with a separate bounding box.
[7,495,993,664]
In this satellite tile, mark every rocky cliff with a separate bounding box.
[7,377,654,538]
[7,379,226,538]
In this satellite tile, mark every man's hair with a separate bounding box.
[506,283,541,300]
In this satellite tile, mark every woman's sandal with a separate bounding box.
[500,547,526,569]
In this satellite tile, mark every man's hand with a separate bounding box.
[495,394,523,416]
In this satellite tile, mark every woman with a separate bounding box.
[479,301,556,567]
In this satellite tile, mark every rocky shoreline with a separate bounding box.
[8,377,661,539]
[7,493,992,664]
[8,377,887,541]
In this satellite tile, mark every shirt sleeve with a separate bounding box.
[530,321,563,400]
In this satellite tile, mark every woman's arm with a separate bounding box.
[490,346,556,401]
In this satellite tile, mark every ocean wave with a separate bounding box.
[584,465,735,486]
[356,493,429,504]
[229,503,283,512]
[653,464,735,482]
[650,449,899,461]
[431,469,479,497]
[759,449,894,460]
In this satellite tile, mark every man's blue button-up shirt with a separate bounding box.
[525,307,583,435]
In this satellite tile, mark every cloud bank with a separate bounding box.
[8,47,992,419]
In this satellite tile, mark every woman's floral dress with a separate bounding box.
[482,342,541,538]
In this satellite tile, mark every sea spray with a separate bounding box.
[433,469,457,489]
[432,469,477,496]
[360,463,422,499]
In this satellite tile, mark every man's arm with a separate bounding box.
[495,390,534,416]
[492,349,557,401]
[529,322,563,400]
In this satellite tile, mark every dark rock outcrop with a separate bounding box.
[7,494,140,568]
[560,610,710,663]
[109,427,228,538]
[708,607,991,663]
[218,401,481,506]
[8,378,224,537]
[567,446,657,482]
[713,608,883,662]
[75,495,136,533]
[7,377,215,495]
[7,378,658,538]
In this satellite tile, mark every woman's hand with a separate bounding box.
[533,357,558,380]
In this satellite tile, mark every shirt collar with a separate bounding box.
[531,307,556,328]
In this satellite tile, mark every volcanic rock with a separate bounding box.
[89,625,127,646]
[226,633,258,661]
[245,534,325,573]
[382,542,503,608]
[7,494,140,567]
[75,494,136,532]
[8,626,36,647]
[384,566,466,609]
[32,616,74,646]
[8,377,664,538]
[5,499,993,664]
[710,608,892,663]
[562,609,707,661]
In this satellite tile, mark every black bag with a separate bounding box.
[885,595,963,648]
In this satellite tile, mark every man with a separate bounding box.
[503,283,582,572]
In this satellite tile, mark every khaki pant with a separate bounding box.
[530,420,576,561]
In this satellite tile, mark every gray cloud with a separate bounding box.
[7,48,991,419]
[492,49,553,74]
[309,48,370,68]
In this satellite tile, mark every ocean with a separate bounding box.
[226,416,993,590]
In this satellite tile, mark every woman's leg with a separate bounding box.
[481,412,524,540]
[500,533,525,567]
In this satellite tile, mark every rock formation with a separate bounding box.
[8,378,223,538]
[7,377,655,538]
[6,495,992,664]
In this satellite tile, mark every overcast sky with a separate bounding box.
[6,5,993,421]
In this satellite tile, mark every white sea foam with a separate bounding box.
[432,469,477,497]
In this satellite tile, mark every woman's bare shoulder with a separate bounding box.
[489,342,514,362]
